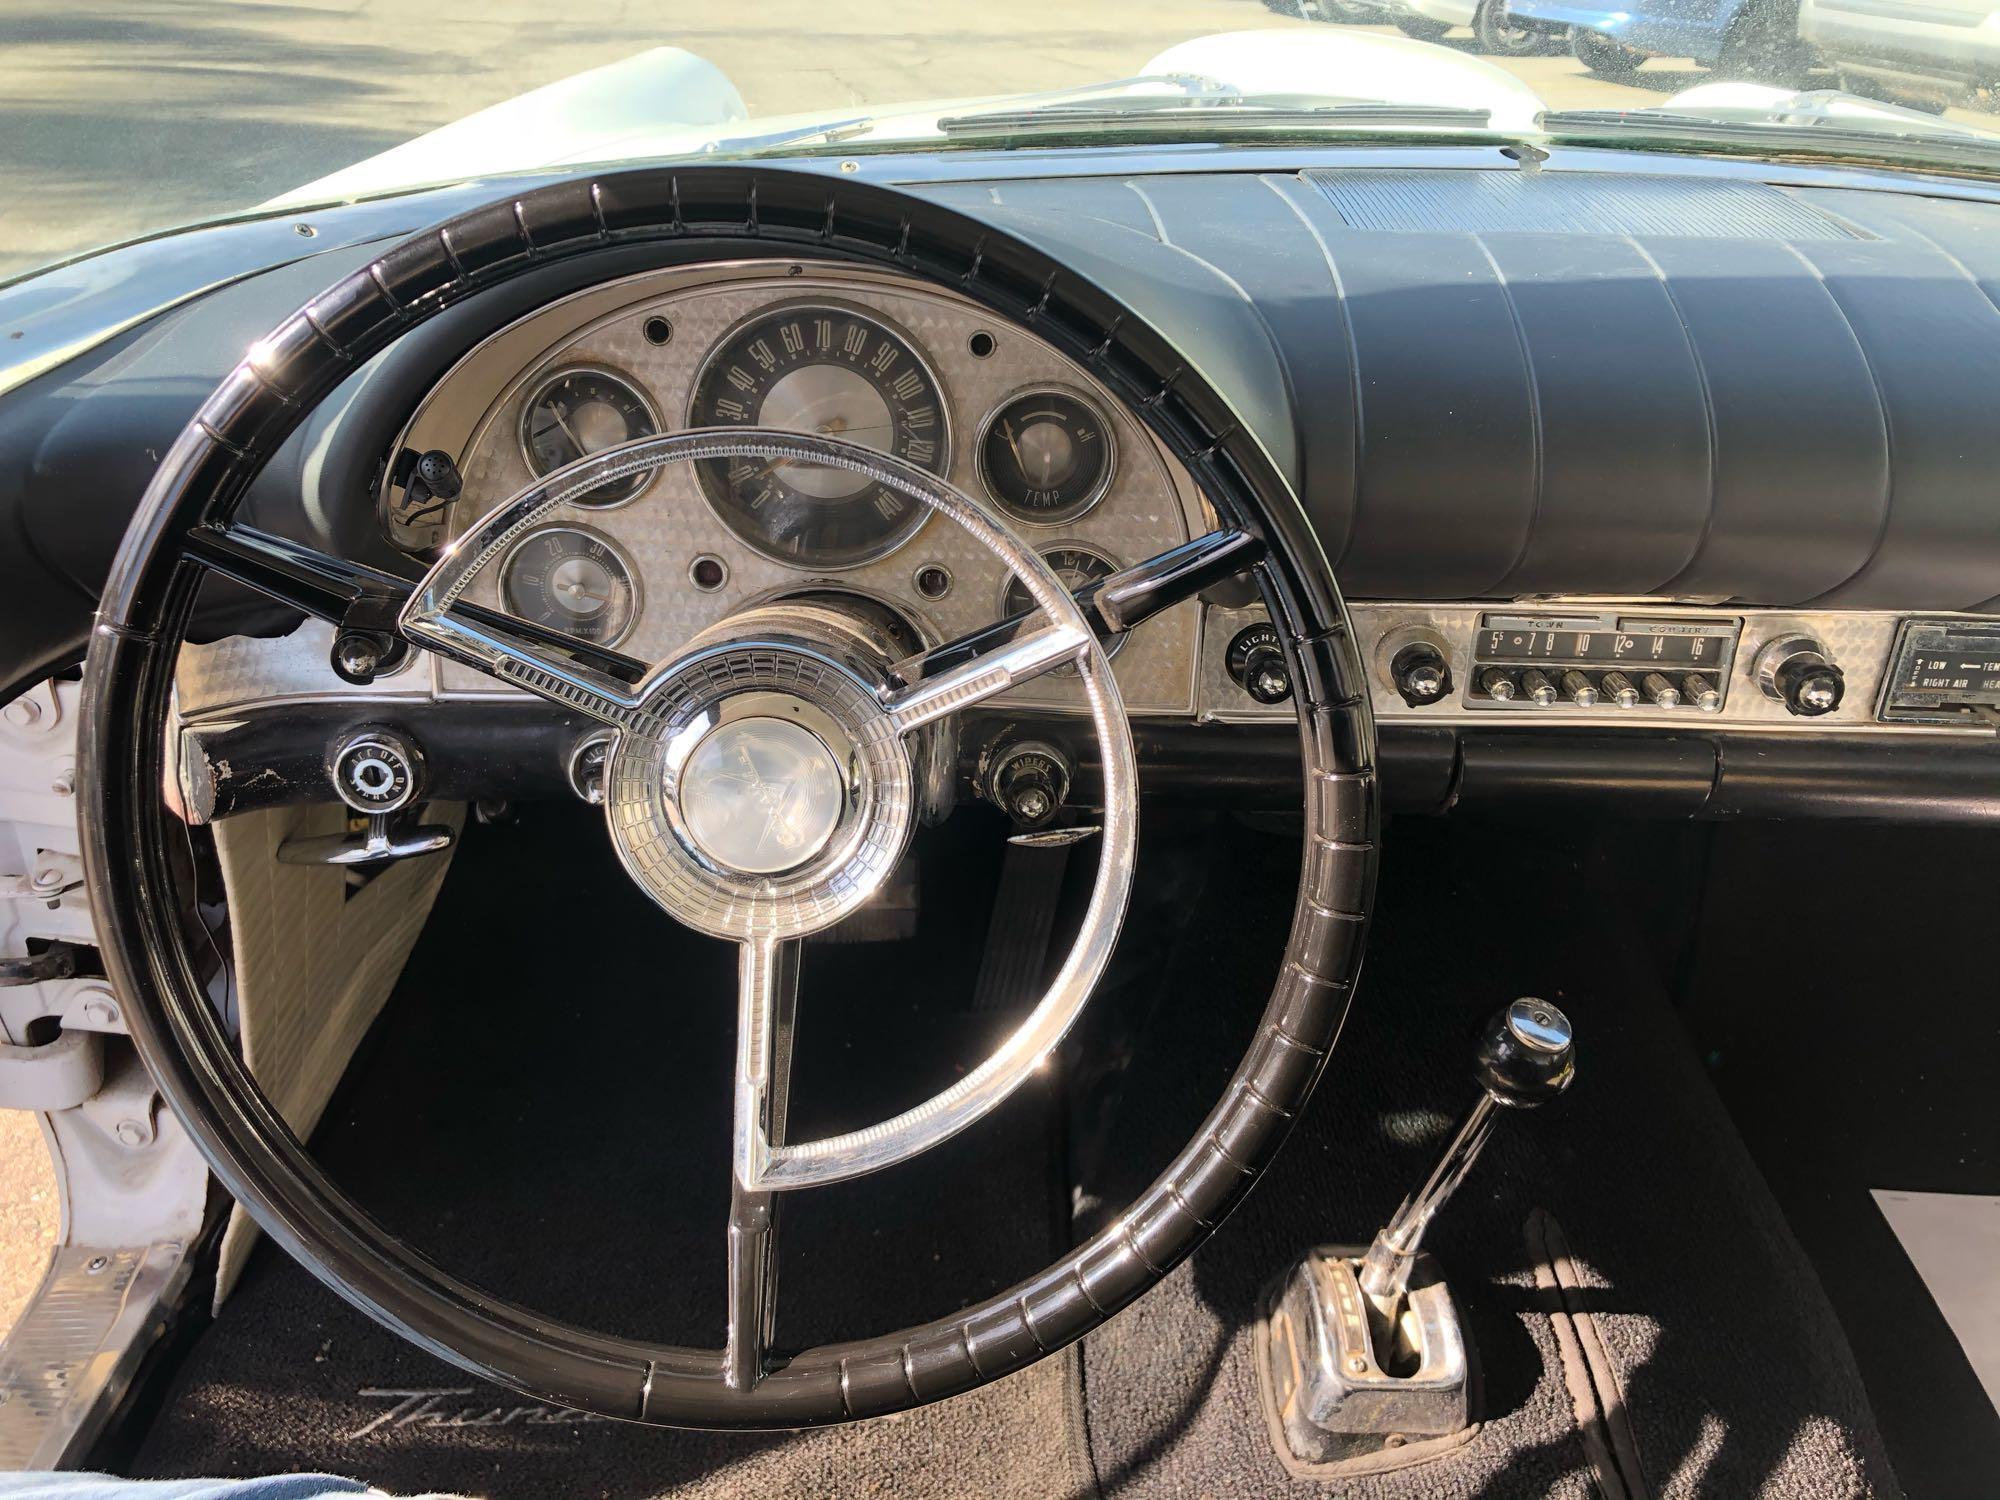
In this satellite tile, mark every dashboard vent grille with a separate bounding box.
[1302,170,1866,239]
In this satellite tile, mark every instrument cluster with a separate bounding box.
[384,263,1208,714]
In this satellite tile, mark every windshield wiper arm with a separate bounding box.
[1540,107,2000,157]
[939,100,1494,138]
[701,116,877,156]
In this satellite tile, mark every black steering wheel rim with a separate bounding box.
[79,165,1378,1428]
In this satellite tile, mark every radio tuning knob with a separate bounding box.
[1682,673,1723,712]
[1561,669,1598,708]
[1755,635,1845,717]
[1521,668,1558,707]
[1641,671,1681,708]
[1600,671,1640,708]
[1390,641,1453,708]
[1479,668,1517,702]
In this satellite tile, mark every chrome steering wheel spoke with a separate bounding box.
[883,619,1093,733]
[728,934,801,1389]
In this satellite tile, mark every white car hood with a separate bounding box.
[270,31,1551,209]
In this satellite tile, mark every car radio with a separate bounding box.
[1458,611,1742,712]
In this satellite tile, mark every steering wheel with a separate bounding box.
[79,167,1376,1428]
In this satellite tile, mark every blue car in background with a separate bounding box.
[1507,0,1815,81]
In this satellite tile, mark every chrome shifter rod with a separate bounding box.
[1357,999,1575,1303]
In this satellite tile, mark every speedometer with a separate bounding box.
[687,304,949,568]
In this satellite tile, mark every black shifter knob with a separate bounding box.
[1475,998,1575,1107]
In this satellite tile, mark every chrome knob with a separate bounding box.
[1390,642,1453,708]
[1756,634,1845,718]
[1479,668,1517,703]
[1600,671,1639,708]
[1682,673,1722,712]
[1561,669,1598,708]
[1522,668,1558,707]
[1642,671,1681,707]
[1476,998,1576,1107]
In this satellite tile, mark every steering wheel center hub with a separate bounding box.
[678,713,847,875]
[603,602,918,942]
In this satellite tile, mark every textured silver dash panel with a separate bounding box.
[393,262,1203,715]
[0,1242,184,1467]
[1303,170,1868,240]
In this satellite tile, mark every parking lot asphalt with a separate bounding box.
[1,0,1779,280]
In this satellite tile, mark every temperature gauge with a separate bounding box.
[979,389,1115,525]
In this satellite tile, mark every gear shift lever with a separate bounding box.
[1258,999,1575,1473]
[1358,998,1574,1303]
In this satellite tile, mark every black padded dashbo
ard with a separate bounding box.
[1303,169,1868,239]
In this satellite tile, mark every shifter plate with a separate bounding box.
[1256,1246,1479,1475]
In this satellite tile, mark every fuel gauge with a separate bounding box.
[520,366,660,506]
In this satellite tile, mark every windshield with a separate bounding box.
[6,0,2000,279]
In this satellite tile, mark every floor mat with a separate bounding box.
[129,804,1091,1499]
[128,809,1899,1499]
[1073,816,1897,1499]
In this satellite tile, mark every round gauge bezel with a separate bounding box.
[498,523,643,649]
[976,384,1119,528]
[998,541,1128,665]
[685,299,954,570]
[516,363,664,509]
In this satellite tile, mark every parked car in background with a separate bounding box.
[1511,0,1815,80]
[1271,0,1565,56]
[1800,0,1999,109]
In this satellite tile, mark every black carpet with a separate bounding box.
[1071,815,1897,1499]
[1683,823,2000,1500]
[129,807,1902,1499]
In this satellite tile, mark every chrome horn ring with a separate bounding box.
[401,428,1139,1192]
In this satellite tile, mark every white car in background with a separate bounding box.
[1800,0,2000,108]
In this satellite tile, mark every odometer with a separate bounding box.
[688,304,949,567]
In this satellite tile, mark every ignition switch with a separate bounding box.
[986,741,1071,830]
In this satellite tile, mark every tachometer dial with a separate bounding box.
[688,304,949,567]
[978,389,1115,526]
[500,526,639,645]
[1001,544,1125,672]
[520,367,660,506]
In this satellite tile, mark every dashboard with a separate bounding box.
[8,145,2000,827]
